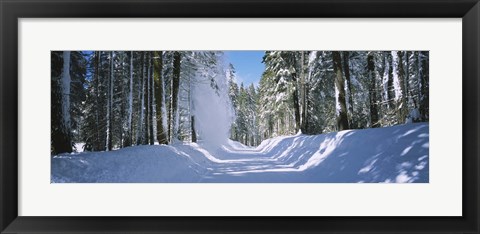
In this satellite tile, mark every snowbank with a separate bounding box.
[52,123,429,183]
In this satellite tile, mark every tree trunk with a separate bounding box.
[52,51,73,154]
[147,52,155,145]
[169,52,181,143]
[188,67,196,143]
[392,51,407,124]
[291,72,301,133]
[106,51,114,151]
[303,84,309,134]
[387,53,394,111]
[332,51,349,131]
[382,52,392,112]
[153,51,168,144]
[119,53,125,147]
[342,51,354,127]
[367,52,379,127]
[62,51,71,138]
[94,51,102,150]
[136,52,145,145]
[191,115,197,142]
[124,51,134,147]
[144,52,150,144]
[419,51,429,121]
[299,51,307,134]
[404,51,412,111]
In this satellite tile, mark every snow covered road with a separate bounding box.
[52,123,429,183]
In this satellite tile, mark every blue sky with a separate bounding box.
[224,51,265,87]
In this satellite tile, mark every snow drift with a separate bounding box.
[52,123,429,183]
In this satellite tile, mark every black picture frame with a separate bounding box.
[1,0,479,233]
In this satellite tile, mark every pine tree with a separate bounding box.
[82,51,104,151]
[306,51,335,133]
[69,52,88,150]
[227,64,240,141]
[391,51,407,123]
[145,52,154,145]
[237,83,249,144]
[342,51,355,127]
[418,51,429,121]
[247,84,259,145]
[105,51,114,151]
[52,50,428,153]
[367,52,380,127]
[136,52,146,145]
[169,52,181,143]
[154,51,168,144]
[123,51,134,147]
[263,51,301,132]
[51,51,87,153]
[332,51,349,131]
[51,51,73,154]
[257,70,277,139]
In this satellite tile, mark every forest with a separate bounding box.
[51,51,429,155]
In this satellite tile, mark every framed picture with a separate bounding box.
[1,0,478,233]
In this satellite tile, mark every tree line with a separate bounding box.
[51,50,429,154]
[228,51,429,146]
[51,51,222,154]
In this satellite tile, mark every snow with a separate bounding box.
[308,51,317,65]
[275,93,286,103]
[74,143,85,153]
[406,108,421,123]
[307,51,316,87]
[52,123,429,183]
[335,85,340,115]
[191,56,233,147]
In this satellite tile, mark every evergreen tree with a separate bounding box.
[51,51,86,154]
[154,51,168,144]
[52,50,429,152]
[105,51,114,151]
[51,51,73,154]
[418,51,429,121]
[169,52,181,143]
[123,51,134,147]
[136,52,146,145]
[391,51,407,123]
[367,52,380,127]
[342,51,355,127]
[263,51,301,132]
[257,70,277,139]
[332,51,349,131]
[227,64,240,141]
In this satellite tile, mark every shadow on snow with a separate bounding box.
[51,123,429,183]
